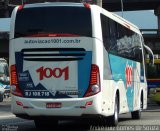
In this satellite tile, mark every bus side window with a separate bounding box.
[100,14,110,51]
[116,23,131,58]
[101,13,143,64]
[134,47,143,62]
[108,19,118,54]
[133,33,143,63]
[100,14,118,54]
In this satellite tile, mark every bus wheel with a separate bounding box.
[0,93,4,102]
[131,95,143,119]
[0,96,3,102]
[105,97,119,126]
[34,119,58,129]
[156,102,160,106]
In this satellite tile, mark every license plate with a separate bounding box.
[46,103,61,108]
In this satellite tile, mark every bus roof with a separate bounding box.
[100,6,141,35]
[21,2,84,8]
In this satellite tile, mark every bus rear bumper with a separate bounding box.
[11,94,102,119]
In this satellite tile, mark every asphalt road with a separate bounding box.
[0,98,160,131]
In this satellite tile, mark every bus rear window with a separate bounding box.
[15,6,92,38]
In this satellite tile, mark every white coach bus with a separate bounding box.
[9,2,151,128]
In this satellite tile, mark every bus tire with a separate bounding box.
[131,94,143,119]
[156,102,160,106]
[105,96,119,126]
[0,97,3,102]
[34,119,58,129]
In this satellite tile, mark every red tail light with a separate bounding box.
[10,65,23,97]
[84,3,91,9]
[18,5,24,11]
[26,33,79,37]
[16,101,23,106]
[84,64,101,97]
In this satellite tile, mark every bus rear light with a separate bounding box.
[80,106,86,109]
[26,33,79,37]
[85,101,93,107]
[18,5,24,11]
[84,64,101,97]
[16,101,23,106]
[10,65,23,97]
[84,3,91,9]
[10,65,18,85]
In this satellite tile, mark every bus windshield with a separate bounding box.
[15,6,92,38]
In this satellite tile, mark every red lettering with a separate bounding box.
[36,66,69,81]
[125,64,133,88]
[44,68,52,78]
[53,68,62,78]
[62,66,69,80]
[36,66,44,80]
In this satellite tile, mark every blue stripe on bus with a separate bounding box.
[109,54,137,111]
[78,51,92,97]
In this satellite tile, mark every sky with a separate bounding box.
[115,10,157,29]
[0,10,158,32]
[0,18,10,32]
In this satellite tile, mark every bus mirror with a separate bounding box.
[148,55,154,66]
[144,45,154,65]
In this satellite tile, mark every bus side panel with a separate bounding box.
[108,54,137,112]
